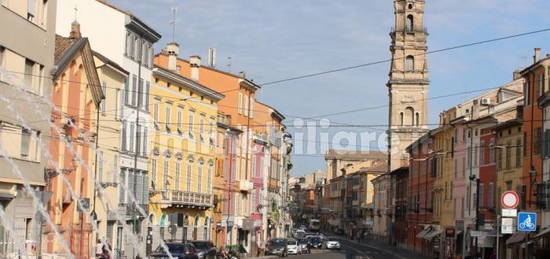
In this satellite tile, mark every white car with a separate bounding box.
[286,239,301,255]
[325,239,341,250]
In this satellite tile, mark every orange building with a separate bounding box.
[44,25,103,258]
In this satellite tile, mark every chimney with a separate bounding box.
[534,48,541,64]
[163,42,180,71]
[190,56,201,81]
[70,21,81,39]
[207,48,216,67]
[513,70,521,80]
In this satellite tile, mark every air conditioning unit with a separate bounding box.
[480,98,491,105]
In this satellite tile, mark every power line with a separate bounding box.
[258,27,550,86]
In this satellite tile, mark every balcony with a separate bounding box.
[156,190,213,209]
[237,180,254,192]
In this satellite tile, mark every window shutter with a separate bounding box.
[136,173,143,205]
[145,81,150,111]
[119,169,126,204]
[124,77,129,105]
[128,170,135,204]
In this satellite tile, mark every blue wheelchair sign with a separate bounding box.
[517,212,537,232]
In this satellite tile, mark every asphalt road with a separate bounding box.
[267,241,403,259]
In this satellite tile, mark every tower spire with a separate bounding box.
[387,0,429,170]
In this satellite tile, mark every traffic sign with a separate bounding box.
[501,191,520,209]
[517,212,537,232]
[501,218,514,234]
[502,209,517,217]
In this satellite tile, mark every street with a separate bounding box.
[256,238,411,259]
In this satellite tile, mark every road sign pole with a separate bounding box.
[496,215,499,259]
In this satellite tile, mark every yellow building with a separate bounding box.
[149,62,224,246]
[431,125,455,228]
[92,52,129,253]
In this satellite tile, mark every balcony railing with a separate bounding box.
[157,190,213,208]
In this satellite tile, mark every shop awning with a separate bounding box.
[424,229,442,240]
[416,227,432,239]
[535,227,550,239]
[506,232,527,245]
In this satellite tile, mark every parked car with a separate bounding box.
[294,229,306,239]
[325,239,341,250]
[307,236,323,249]
[286,239,301,255]
[150,242,199,259]
[298,239,310,254]
[191,241,217,259]
[266,238,288,257]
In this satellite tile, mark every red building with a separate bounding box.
[406,133,436,257]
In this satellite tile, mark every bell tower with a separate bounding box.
[387,0,430,171]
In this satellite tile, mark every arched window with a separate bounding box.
[405,56,414,71]
[406,15,414,32]
[405,107,415,126]
[400,112,404,126]
[416,112,420,126]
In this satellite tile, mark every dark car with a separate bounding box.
[265,238,288,257]
[191,241,217,259]
[307,237,322,249]
[150,242,199,259]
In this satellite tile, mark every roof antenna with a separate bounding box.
[73,5,78,22]
[227,57,232,72]
[170,7,178,43]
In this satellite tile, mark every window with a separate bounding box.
[400,112,404,126]
[124,77,130,106]
[165,103,172,129]
[416,112,419,126]
[119,169,126,204]
[126,32,133,57]
[479,183,484,208]
[198,162,203,193]
[207,163,213,193]
[142,127,148,156]
[151,158,157,189]
[175,161,181,190]
[199,115,205,142]
[136,125,142,155]
[516,138,522,167]
[134,37,141,62]
[24,59,34,89]
[406,15,414,32]
[121,121,127,151]
[238,93,243,114]
[20,128,31,158]
[163,160,169,190]
[405,56,414,72]
[129,122,135,153]
[535,127,542,154]
[249,99,254,118]
[525,81,531,106]
[138,78,144,108]
[177,106,183,132]
[145,81,150,111]
[153,100,160,123]
[131,75,137,106]
[189,111,195,138]
[186,160,193,191]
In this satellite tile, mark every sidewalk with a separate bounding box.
[339,237,425,259]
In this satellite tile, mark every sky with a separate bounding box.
[112,0,550,176]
